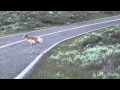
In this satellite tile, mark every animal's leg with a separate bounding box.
[42,42,46,48]
[37,43,44,54]
[30,44,35,54]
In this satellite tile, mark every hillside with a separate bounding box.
[0,11,120,36]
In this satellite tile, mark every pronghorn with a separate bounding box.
[23,33,44,54]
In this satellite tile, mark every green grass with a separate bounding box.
[0,24,59,37]
[1,13,120,38]
[28,32,97,79]
[28,25,120,79]
[30,56,95,79]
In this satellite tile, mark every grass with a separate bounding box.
[0,24,59,37]
[28,25,120,79]
[30,55,95,79]
[28,32,97,79]
[0,13,120,38]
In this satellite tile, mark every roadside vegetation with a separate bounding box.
[29,25,120,79]
[0,11,120,37]
[1,11,120,79]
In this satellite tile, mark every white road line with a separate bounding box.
[0,26,58,39]
[14,22,119,79]
[1,17,120,50]
[39,18,120,37]
[14,54,43,79]
[1,15,120,39]
[72,15,120,25]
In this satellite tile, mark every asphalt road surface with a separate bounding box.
[1,15,120,79]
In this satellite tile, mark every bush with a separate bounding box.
[1,11,120,35]
[50,50,80,64]
[92,71,120,79]
[81,33,102,47]
[101,25,120,44]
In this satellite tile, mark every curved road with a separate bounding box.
[1,15,120,79]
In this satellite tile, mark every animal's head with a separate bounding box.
[23,33,28,39]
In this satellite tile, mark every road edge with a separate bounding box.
[14,24,118,79]
[1,14,120,39]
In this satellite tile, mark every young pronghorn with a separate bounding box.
[23,33,44,54]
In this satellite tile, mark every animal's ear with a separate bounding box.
[23,34,25,38]
[23,33,27,38]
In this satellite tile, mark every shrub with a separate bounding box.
[92,71,120,79]
[81,33,102,47]
[101,25,120,44]
[1,11,120,35]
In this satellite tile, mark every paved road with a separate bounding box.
[1,15,120,79]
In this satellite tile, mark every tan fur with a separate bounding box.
[23,34,44,54]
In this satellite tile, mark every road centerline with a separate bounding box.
[0,18,120,49]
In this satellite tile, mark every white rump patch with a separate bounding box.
[37,38,43,43]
